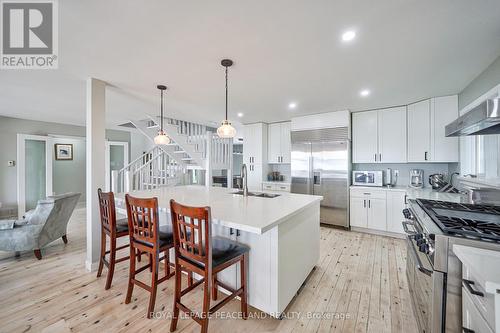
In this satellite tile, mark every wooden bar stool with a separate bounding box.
[124,194,176,318]
[169,199,249,333]
[96,189,131,290]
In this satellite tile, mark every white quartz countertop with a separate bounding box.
[115,185,322,235]
[453,245,500,294]
[350,185,464,202]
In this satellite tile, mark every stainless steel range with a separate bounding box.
[403,199,500,332]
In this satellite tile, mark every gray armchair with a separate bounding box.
[0,192,81,259]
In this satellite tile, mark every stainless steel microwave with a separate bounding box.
[352,171,383,187]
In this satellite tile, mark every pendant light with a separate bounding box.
[217,59,236,138]
[154,84,171,145]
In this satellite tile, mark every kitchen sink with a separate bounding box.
[231,190,280,198]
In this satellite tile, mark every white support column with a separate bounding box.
[227,140,233,188]
[205,131,213,187]
[85,78,106,272]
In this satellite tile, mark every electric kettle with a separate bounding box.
[429,173,446,190]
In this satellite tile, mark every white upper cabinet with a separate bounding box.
[267,121,291,164]
[408,99,431,162]
[353,111,378,163]
[378,106,407,163]
[408,95,458,162]
[352,107,407,163]
[244,123,268,165]
[432,95,459,162]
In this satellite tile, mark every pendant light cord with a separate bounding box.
[160,89,164,132]
[225,65,228,121]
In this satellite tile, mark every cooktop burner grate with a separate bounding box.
[417,199,500,242]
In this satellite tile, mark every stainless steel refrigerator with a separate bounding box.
[291,127,351,228]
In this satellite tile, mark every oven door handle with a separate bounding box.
[406,236,433,276]
[402,221,417,235]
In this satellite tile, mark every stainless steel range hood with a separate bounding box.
[445,98,500,136]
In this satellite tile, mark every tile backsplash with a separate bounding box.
[353,163,460,188]
[267,164,291,182]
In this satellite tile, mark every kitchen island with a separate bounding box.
[114,185,323,317]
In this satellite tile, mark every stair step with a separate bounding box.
[181,158,193,161]
[173,150,186,154]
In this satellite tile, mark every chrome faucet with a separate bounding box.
[241,163,248,196]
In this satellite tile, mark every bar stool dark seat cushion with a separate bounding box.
[181,236,250,269]
[116,218,129,233]
[158,225,174,248]
[211,237,250,268]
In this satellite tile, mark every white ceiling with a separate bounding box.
[1,0,500,129]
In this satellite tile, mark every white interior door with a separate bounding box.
[17,134,53,218]
[105,141,129,192]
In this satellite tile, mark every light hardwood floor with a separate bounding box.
[0,208,418,333]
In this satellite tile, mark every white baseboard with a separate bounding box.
[350,226,405,239]
[85,260,99,272]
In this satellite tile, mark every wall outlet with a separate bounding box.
[7,160,15,167]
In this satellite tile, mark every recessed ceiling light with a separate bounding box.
[360,89,371,97]
[342,30,356,42]
[288,102,297,110]
[237,112,244,117]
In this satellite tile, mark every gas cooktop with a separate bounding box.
[416,199,500,242]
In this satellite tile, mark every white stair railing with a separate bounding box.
[112,146,183,193]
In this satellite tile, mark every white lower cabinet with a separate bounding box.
[367,198,387,231]
[261,182,291,192]
[349,188,387,231]
[350,187,407,235]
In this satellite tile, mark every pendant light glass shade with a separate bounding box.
[154,130,171,145]
[217,120,236,138]
[218,59,236,139]
[154,85,171,145]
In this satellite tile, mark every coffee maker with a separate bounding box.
[409,169,424,189]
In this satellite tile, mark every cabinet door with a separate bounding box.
[352,111,378,163]
[367,198,387,231]
[235,230,271,310]
[432,96,459,162]
[247,164,263,191]
[408,99,431,162]
[267,123,281,163]
[349,197,368,227]
[280,122,291,163]
[378,106,407,163]
[243,125,255,164]
[386,191,406,234]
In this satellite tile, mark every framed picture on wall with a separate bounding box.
[55,144,73,160]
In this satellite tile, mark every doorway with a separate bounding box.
[105,141,129,191]
[16,134,53,218]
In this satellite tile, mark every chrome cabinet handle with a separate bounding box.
[406,236,432,276]
[379,153,382,161]
[236,229,240,237]
[463,279,484,297]
[374,153,377,162]
[424,151,428,161]
[230,228,234,235]
[363,199,366,208]
[368,199,371,208]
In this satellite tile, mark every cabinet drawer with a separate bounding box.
[462,266,496,329]
[262,183,275,191]
[275,184,290,192]
[462,286,494,333]
[350,187,387,199]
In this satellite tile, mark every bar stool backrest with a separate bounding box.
[97,188,117,234]
[125,194,159,250]
[169,199,212,269]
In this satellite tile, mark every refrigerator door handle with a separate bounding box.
[313,171,321,185]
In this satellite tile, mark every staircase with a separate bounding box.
[114,116,234,192]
